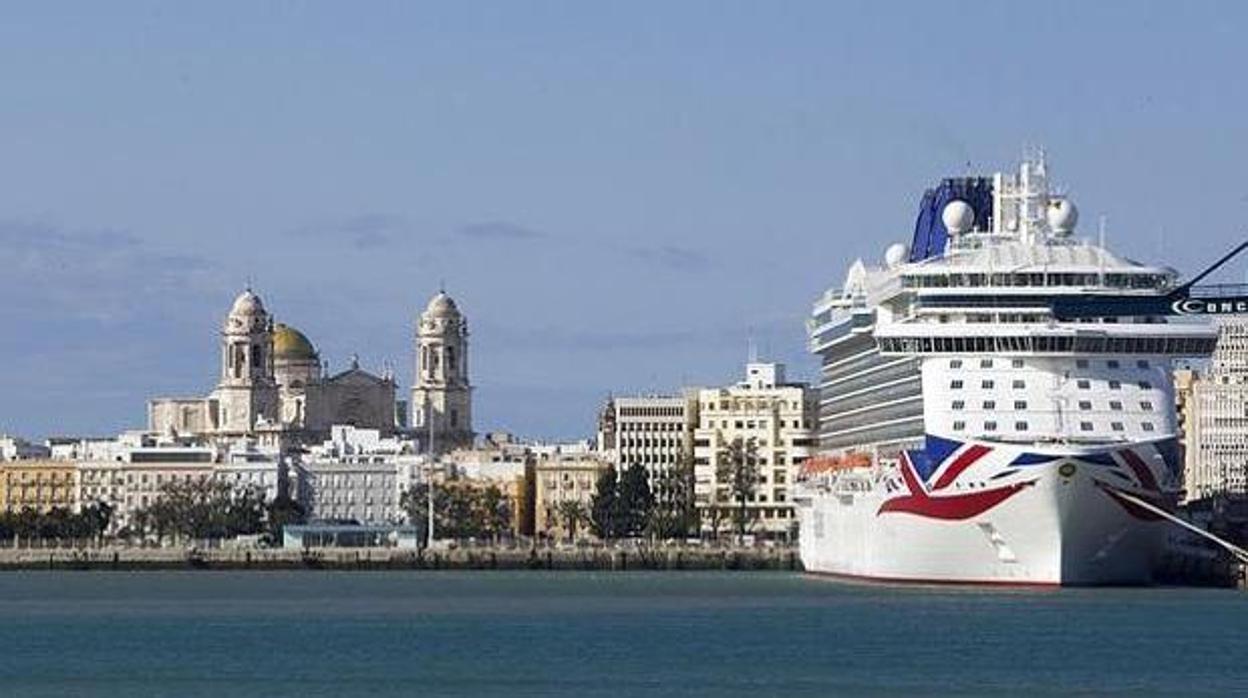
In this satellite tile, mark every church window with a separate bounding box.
[451,409,459,427]
[447,346,456,375]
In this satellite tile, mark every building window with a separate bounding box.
[1077,380,1091,389]
[1076,359,1089,368]
[982,400,996,410]
[1079,401,1092,410]
[1012,359,1024,368]
[984,421,998,432]
[1141,422,1156,432]
[1111,422,1124,432]
[1107,360,1120,369]
[1137,360,1150,369]
[1012,380,1025,389]
[952,421,966,431]
[1109,401,1123,411]
[1080,422,1094,432]
[980,359,993,368]
[950,359,963,369]
[950,380,964,390]
[1140,401,1154,411]
[951,400,965,411]
[1014,421,1028,431]
[981,380,994,389]
[1139,381,1153,390]
[1108,380,1121,390]
[1014,400,1027,410]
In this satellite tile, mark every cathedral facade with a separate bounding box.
[148,288,473,450]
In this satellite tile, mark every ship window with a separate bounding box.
[1107,360,1120,369]
[982,400,996,410]
[1108,380,1121,390]
[981,380,994,389]
[1077,380,1091,389]
[984,421,998,432]
[1076,360,1089,368]
[1014,421,1028,431]
[1080,422,1094,432]
[950,359,963,369]
[1109,401,1123,411]
[951,380,964,390]
[952,400,965,410]
[1140,401,1154,411]
[1012,359,1025,368]
[1137,360,1150,369]
[1014,400,1027,410]
[1142,422,1156,432]
[1012,380,1025,389]
[1139,381,1153,390]
[1111,422,1125,432]
[980,359,993,369]
[1078,401,1092,410]
[952,421,966,431]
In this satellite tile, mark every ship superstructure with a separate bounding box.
[798,154,1222,585]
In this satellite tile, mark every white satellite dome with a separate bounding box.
[884,242,908,268]
[941,200,975,235]
[1047,198,1079,234]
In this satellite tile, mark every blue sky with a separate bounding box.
[2,1,1247,440]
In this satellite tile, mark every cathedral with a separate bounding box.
[148,288,474,452]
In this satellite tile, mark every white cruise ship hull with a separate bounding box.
[797,441,1174,586]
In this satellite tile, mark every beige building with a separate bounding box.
[148,289,399,448]
[534,452,609,541]
[693,362,816,540]
[0,460,76,513]
[1186,317,1248,501]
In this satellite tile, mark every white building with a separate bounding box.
[693,362,816,539]
[0,435,50,461]
[296,426,420,525]
[1188,317,1248,500]
[597,393,698,496]
[411,291,474,453]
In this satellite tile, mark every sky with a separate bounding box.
[3,1,1248,441]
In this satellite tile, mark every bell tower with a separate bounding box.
[213,289,279,434]
[411,290,473,453]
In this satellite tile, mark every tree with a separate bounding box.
[589,467,620,540]
[618,464,655,538]
[649,456,697,540]
[717,436,761,540]
[265,495,307,544]
[555,500,588,542]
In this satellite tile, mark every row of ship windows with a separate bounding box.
[881,335,1214,355]
[951,420,1157,433]
[949,358,1151,370]
[950,400,1155,411]
[902,272,1169,289]
[950,379,1153,391]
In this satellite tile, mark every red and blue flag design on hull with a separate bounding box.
[878,437,1033,520]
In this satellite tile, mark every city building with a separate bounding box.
[411,291,474,453]
[0,435,51,461]
[692,361,816,539]
[0,460,76,513]
[534,450,610,541]
[597,393,699,494]
[295,426,419,525]
[147,289,400,448]
[1187,317,1248,501]
[76,445,218,533]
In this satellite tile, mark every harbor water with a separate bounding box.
[0,571,1244,697]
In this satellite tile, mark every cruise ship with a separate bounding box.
[795,153,1228,585]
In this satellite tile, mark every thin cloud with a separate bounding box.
[456,221,547,242]
[288,213,413,250]
[628,244,713,272]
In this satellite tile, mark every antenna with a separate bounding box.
[1098,215,1107,287]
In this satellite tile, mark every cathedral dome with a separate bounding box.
[229,289,266,318]
[425,291,461,318]
[273,323,318,361]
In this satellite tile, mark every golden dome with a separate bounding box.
[273,323,318,361]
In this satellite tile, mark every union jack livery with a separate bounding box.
[796,154,1219,585]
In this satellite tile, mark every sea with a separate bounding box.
[0,570,1244,697]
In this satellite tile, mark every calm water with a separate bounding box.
[0,571,1244,697]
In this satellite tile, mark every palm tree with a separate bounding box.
[716,436,760,541]
[555,500,588,542]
